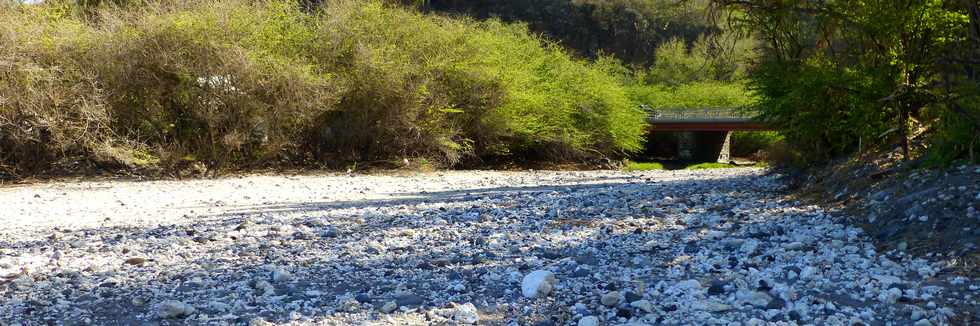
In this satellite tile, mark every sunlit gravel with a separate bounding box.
[1,169,977,325]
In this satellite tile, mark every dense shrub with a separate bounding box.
[714,0,980,165]
[628,81,756,110]
[0,0,647,176]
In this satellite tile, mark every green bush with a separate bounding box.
[0,0,647,177]
[628,81,756,110]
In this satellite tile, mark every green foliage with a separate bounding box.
[0,0,647,176]
[622,160,664,171]
[629,81,756,110]
[748,57,894,161]
[715,0,980,164]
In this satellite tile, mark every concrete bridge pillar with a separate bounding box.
[676,131,731,162]
[677,132,695,160]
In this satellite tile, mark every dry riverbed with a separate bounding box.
[1,169,977,325]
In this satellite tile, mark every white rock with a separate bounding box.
[271,268,293,283]
[158,300,196,319]
[521,270,556,298]
[453,303,479,324]
[578,316,599,326]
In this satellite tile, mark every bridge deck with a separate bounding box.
[646,107,773,131]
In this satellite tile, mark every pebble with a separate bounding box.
[578,316,599,326]
[913,319,933,326]
[380,301,398,313]
[630,300,654,313]
[271,267,293,283]
[157,300,195,319]
[1,169,976,324]
[453,303,480,324]
[600,291,621,306]
[522,270,556,298]
[737,290,773,308]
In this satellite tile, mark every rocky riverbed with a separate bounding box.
[1,169,977,325]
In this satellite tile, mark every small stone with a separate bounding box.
[340,297,360,312]
[271,268,293,283]
[124,257,148,266]
[158,300,196,319]
[381,301,398,313]
[578,316,599,326]
[707,280,726,295]
[630,300,654,313]
[600,291,621,306]
[11,277,33,291]
[737,290,773,308]
[705,301,732,312]
[521,270,557,298]
[321,226,339,238]
[249,318,273,326]
[453,303,479,324]
[911,309,924,320]
[676,279,702,291]
[913,319,933,326]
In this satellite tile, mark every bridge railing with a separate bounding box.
[644,107,758,123]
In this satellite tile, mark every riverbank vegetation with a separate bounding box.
[710,0,980,165]
[1,0,650,177]
[8,0,966,178]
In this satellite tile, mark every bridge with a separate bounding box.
[644,107,773,162]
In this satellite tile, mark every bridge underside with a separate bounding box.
[645,124,772,162]
[644,108,774,162]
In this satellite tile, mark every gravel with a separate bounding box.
[1,169,977,325]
